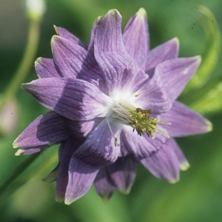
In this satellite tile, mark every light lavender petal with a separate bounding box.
[23,78,109,121]
[160,101,212,137]
[35,57,61,78]
[94,169,114,199]
[135,74,170,113]
[140,140,180,183]
[124,8,149,69]
[51,36,87,78]
[65,157,99,204]
[56,139,80,201]
[154,56,201,101]
[146,38,179,73]
[108,156,136,193]
[13,111,68,148]
[76,120,121,165]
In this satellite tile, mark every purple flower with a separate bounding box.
[13,8,212,204]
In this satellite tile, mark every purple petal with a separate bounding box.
[160,101,212,137]
[135,74,170,113]
[140,139,180,183]
[93,10,134,92]
[146,38,179,73]
[94,169,114,199]
[56,139,80,201]
[51,36,87,78]
[76,120,121,165]
[107,156,136,193]
[13,112,68,148]
[65,157,99,204]
[23,78,109,121]
[35,57,61,78]
[15,147,43,156]
[121,127,159,159]
[154,56,201,101]
[54,25,84,47]
[170,139,190,171]
[124,8,149,69]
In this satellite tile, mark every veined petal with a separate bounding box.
[140,139,180,183]
[154,56,201,101]
[94,169,115,199]
[135,74,170,113]
[54,25,84,47]
[121,127,159,159]
[51,36,87,78]
[56,139,80,201]
[76,120,121,165]
[146,38,179,73]
[13,112,68,148]
[160,101,212,137]
[124,8,149,69]
[170,139,190,171]
[35,57,61,78]
[93,9,134,92]
[65,157,99,204]
[107,156,136,193]
[23,78,109,121]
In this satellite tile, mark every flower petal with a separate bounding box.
[56,139,80,201]
[54,25,84,47]
[140,139,180,183]
[23,78,109,121]
[93,9,134,92]
[65,157,99,204]
[94,169,115,199]
[170,139,190,171]
[121,127,159,159]
[107,156,136,193]
[35,57,61,78]
[51,36,87,78]
[135,75,170,113]
[146,38,179,73]
[13,111,68,148]
[160,101,212,137]
[76,120,121,165]
[123,8,149,69]
[154,56,201,101]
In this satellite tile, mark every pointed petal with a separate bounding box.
[93,10,134,92]
[15,147,43,156]
[54,25,84,47]
[56,139,80,201]
[108,156,136,193]
[121,127,159,159]
[146,38,179,72]
[23,78,109,121]
[140,139,180,183]
[51,36,87,78]
[76,120,121,165]
[170,139,190,171]
[94,169,114,199]
[124,8,149,69]
[13,112,68,148]
[160,101,212,137]
[154,56,201,101]
[135,75,170,113]
[65,157,99,204]
[35,57,61,78]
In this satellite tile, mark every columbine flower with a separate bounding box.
[14,8,212,204]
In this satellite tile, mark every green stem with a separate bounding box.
[0,20,40,108]
[0,153,40,198]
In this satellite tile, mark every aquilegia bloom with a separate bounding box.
[14,8,212,204]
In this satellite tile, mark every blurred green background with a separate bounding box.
[0,0,222,221]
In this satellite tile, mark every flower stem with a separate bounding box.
[0,19,40,108]
[0,153,40,198]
